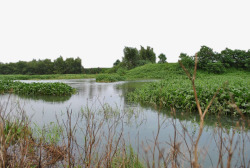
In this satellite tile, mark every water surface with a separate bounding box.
[0,79,249,167]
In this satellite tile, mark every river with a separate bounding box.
[0,79,249,167]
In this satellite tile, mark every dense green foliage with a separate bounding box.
[179,46,250,73]
[96,74,125,82]
[119,46,157,70]
[0,56,83,75]
[113,59,121,66]
[128,71,250,115]
[125,63,182,80]
[179,53,194,70]
[138,46,156,63]
[122,47,140,69]
[0,80,75,96]
[158,53,167,63]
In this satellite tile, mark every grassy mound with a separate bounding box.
[125,63,182,80]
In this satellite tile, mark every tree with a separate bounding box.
[219,48,235,68]
[232,49,248,69]
[246,50,250,71]
[139,46,156,63]
[54,56,66,74]
[73,57,83,74]
[113,59,121,66]
[179,53,194,69]
[16,61,28,74]
[43,59,54,74]
[197,46,217,69]
[65,58,75,74]
[123,47,139,69]
[158,53,167,63]
[26,59,38,75]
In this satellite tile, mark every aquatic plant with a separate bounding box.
[0,80,76,96]
[128,72,250,115]
[96,74,125,82]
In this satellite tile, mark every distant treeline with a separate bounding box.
[179,46,250,73]
[0,56,83,75]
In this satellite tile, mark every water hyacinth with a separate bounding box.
[96,74,125,82]
[0,80,75,96]
[128,73,250,115]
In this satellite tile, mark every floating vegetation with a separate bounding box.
[96,74,125,82]
[0,80,76,96]
[128,72,250,115]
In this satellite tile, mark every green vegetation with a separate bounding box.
[0,74,96,80]
[179,46,250,73]
[84,67,110,74]
[4,120,32,144]
[0,56,83,75]
[158,53,167,63]
[128,71,250,115]
[96,74,125,82]
[0,80,75,96]
[112,145,144,168]
[111,46,158,71]
[125,63,182,80]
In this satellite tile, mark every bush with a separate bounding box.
[205,62,226,74]
[117,68,127,76]
[178,53,194,70]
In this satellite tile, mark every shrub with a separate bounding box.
[205,62,226,74]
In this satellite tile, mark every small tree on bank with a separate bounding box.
[158,53,167,63]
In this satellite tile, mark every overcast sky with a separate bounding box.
[0,0,249,68]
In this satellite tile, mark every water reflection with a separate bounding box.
[18,94,71,103]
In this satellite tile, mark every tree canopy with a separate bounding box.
[158,53,167,63]
[179,45,250,73]
[0,56,84,75]
[120,46,157,70]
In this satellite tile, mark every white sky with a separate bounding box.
[0,0,250,68]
